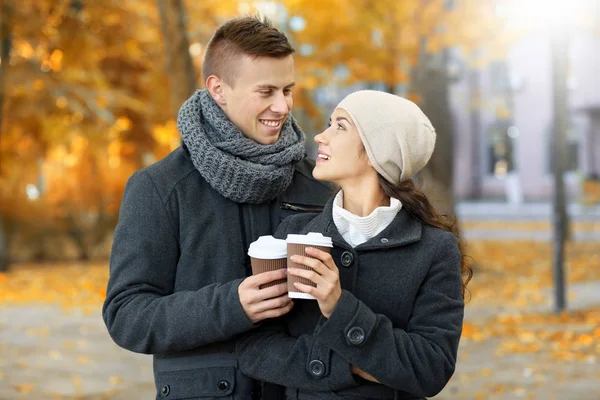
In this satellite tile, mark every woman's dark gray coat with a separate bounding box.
[236,199,465,399]
[102,146,333,400]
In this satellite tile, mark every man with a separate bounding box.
[103,16,334,399]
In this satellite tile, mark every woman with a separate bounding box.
[236,90,472,400]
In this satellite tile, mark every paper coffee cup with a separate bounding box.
[286,233,333,300]
[248,236,288,289]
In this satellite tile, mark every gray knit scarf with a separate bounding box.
[178,89,306,204]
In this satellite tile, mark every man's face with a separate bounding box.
[220,55,295,144]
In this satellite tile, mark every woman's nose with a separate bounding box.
[314,132,322,144]
[314,129,328,144]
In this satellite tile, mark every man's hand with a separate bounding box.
[351,365,380,383]
[239,269,293,324]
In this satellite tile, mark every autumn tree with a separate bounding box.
[0,0,249,261]
[157,0,197,119]
[0,0,12,270]
[280,0,509,217]
[0,0,174,261]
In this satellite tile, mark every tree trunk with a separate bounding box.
[0,0,11,138]
[468,68,483,199]
[0,0,13,272]
[157,0,196,119]
[550,27,569,313]
[64,215,90,261]
[0,217,7,271]
[413,48,456,219]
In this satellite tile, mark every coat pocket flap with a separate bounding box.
[156,366,235,399]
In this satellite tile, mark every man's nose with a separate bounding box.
[270,92,290,114]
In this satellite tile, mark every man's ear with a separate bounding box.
[206,75,227,105]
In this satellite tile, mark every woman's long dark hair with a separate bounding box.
[378,175,473,298]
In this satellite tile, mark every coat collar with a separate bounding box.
[303,196,423,251]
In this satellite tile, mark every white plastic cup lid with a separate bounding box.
[285,232,333,247]
[248,235,288,259]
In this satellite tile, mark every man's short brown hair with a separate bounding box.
[202,16,295,86]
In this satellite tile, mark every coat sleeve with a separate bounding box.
[102,171,256,354]
[235,214,357,392]
[316,232,465,397]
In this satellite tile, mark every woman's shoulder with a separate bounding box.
[420,223,459,248]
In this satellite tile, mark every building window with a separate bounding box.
[487,120,515,177]
[547,121,580,173]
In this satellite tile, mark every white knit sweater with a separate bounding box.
[332,191,402,248]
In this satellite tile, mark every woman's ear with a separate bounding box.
[206,75,227,106]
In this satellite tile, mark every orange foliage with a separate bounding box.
[583,179,600,205]
[0,263,108,315]
[283,0,511,91]
[1,0,174,258]
[465,240,600,307]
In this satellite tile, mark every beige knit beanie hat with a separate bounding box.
[336,90,436,184]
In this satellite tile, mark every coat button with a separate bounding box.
[308,359,325,377]
[160,384,170,397]
[340,251,354,267]
[347,326,366,345]
[217,380,230,391]
[380,238,389,244]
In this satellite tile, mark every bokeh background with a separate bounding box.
[0,0,599,399]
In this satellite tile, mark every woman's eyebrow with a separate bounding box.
[336,116,353,126]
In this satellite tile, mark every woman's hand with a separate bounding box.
[288,247,341,318]
[351,365,380,383]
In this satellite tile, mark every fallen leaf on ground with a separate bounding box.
[109,376,124,385]
[14,383,35,394]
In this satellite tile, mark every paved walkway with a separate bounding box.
[461,229,600,242]
[1,282,599,399]
[0,306,154,399]
[456,202,600,221]
[456,202,600,241]
[438,280,600,400]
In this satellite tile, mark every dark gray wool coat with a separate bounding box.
[236,198,465,400]
[102,145,333,400]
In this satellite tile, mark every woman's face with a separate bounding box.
[312,108,375,185]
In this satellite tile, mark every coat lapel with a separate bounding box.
[301,198,423,251]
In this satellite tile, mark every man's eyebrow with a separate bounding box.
[255,82,296,90]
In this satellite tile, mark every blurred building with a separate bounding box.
[453,27,600,202]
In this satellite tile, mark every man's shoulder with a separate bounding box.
[275,212,322,238]
[285,157,336,206]
[287,212,322,231]
[293,158,330,187]
[294,157,316,177]
[135,146,199,198]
